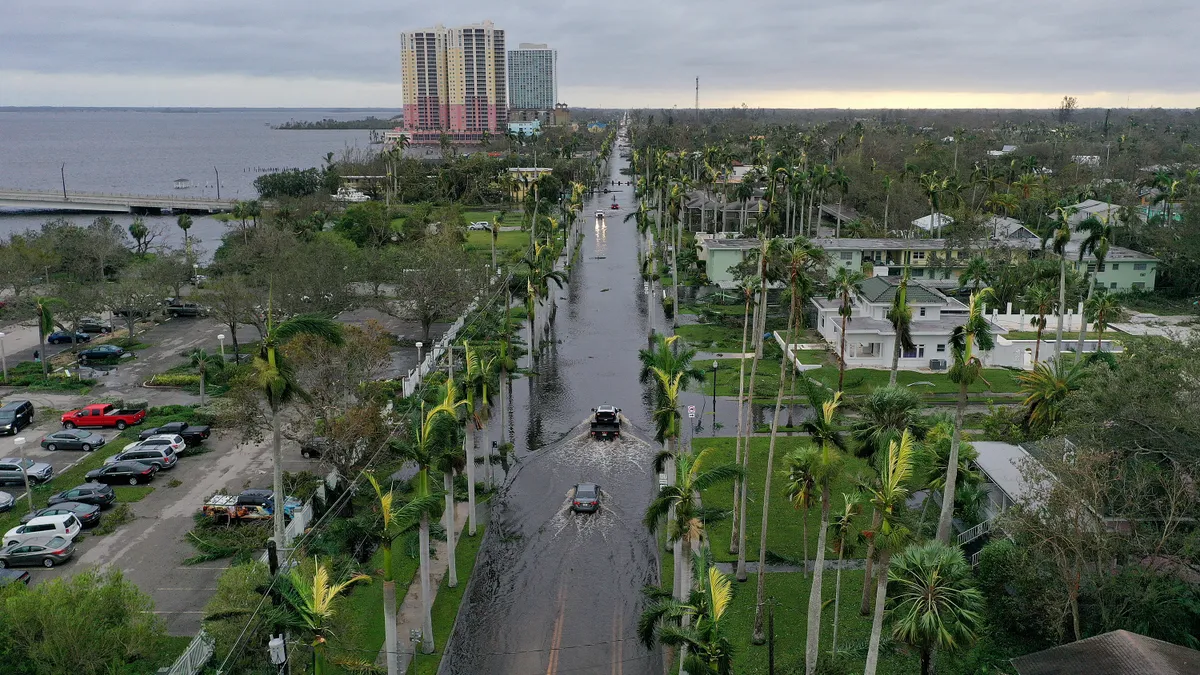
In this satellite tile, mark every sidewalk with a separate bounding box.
[378,501,470,674]
[715,559,867,574]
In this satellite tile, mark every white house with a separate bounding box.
[812,276,990,371]
[987,144,1018,157]
[1071,155,1101,167]
[912,213,954,233]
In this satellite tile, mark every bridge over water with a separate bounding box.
[0,188,237,214]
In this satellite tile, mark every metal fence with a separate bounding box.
[160,630,214,675]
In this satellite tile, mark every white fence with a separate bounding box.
[401,297,480,398]
[161,631,214,675]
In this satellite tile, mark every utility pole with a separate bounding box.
[214,166,221,199]
[266,540,290,674]
[60,163,67,200]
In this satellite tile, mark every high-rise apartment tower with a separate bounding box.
[400,21,507,143]
[507,43,557,110]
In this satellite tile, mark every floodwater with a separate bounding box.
[442,138,666,675]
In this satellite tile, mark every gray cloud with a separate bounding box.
[2,0,1196,104]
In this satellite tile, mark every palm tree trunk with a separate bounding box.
[921,648,932,675]
[383,543,400,675]
[38,330,48,379]
[889,326,902,386]
[1034,322,1044,364]
[1097,324,1106,352]
[1076,282,1095,353]
[271,406,286,549]
[863,549,893,675]
[831,537,846,654]
[418,511,434,653]
[804,483,832,674]
[736,289,768,582]
[936,382,969,543]
[729,295,752,555]
[802,507,809,579]
[443,471,458,587]
[836,195,844,238]
[199,369,207,406]
[466,424,477,536]
[860,508,881,615]
[838,312,849,392]
[1056,259,1067,357]
[751,334,790,644]
[884,191,890,232]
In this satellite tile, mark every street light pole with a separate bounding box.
[711,360,718,436]
[0,332,7,383]
[61,163,67,200]
[214,166,221,200]
[13,437,33,514]
[217,334,226,358]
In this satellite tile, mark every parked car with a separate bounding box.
[41,429,107,452]
[47,483,116,508]
[3,514,82,547]
[0,458,53,485]
[300,437,330,459]
[105,446,177,471]
[0,400,34,435]
[112,307,150,319]
[78,344,127,362]
[139,421,210,446]
[85,461,158,486]
[165,299,206,317]
[78,317,114,334]
[0,537,76,568]
[0,569,31,585]
[571,483,601,513]
[123,434,185,455]
[47,330,91,345]
[0,491,12,513]
[61,403,146,430]
[20,502,102,528]
[468,221,491,231]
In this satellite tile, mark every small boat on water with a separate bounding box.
[173,178,191,190]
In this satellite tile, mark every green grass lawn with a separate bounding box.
[464,230,530,255]
[704,358,787,402]
[808,365,1024,396]
[721,569,918,675]
[697,437,871,564]
[115,485,155,502]
[1000,330,1049,341]
[675,324,750,352]
[411,525,487,675]
[329,547,420,674]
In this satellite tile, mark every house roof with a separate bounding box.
[973,441,1039,504]
[858,276,945,304]
[704,238,762,251]
[819,203,861,222]
[812,237,1004,252]
[1011,630,1200,675]
[912,213,955,230]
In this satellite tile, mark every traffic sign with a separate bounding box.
[687,405,696,418]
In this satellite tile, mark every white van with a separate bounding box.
[3,513,82,547]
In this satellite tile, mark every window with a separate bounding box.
[1132,282,1146,290]
[936,344,946,352]
[840,251,853,260]
[1086,263,1097,273]
[1134,263,1147,271]
[1111,263,1119,270]
[911,251,926,261]
[919,307,927,317]
[902,346,917,358]
[913,268,924,277]
[1110,282,1117,289]
[918,345,926,357]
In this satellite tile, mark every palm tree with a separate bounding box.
[831,167,850,238]
[920,171,947,237]
[462,342,496,535]
[1024,283,1056,365]
[829,267,866,391]
[277,558,370,675]
[432,382,466,588]
[638,334,705,402]
[888,541,985,675]
[645,447,741,605]
[887,269,915,386]
[829,493,861,655]
[1051,205,1077,357]
[851,385,926,460]
[1075,216,1115,351]
[177,213,193,261]
[799,394,848,673]
[365,473,440,675]
[188,348,223,405]
[650,365,686,598]
[1018,358,1088,432]
[728,280,757,556]
[1084,291,1121,351]
[638,550,735,675]
[936,289,994,544]
[33,297,56,379]
[784,448,817,578]
[253,309,344,548]
[957,256,990,293]
[863,431,917,675]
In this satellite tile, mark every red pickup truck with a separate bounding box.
[61,404,147,430]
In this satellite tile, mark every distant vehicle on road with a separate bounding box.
[77,317,114,334]
[0,536,76,569]
[0,458,53,485]
[202,489,301,523]
[47,483,115,508]
[20,502,102,528]
[595,210,605,219]
[610,202,619,210]
[78,344,127,362]
[61,403,146,430]
[41,429,106,452]
[139,422,210,446]
[590,405,621,440]
[468,221,491,231]
[571,483,601,513]
[47,330,90,345]
[84,461,158,486]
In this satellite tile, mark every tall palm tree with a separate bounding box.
[1024,283,1056,365]
[277,558,370,675]
[784,448,817,578]
[1051,206,1077,357]
[782,238,825,425]
[829,492,861,655]
[33,297,56,379]
[462,342,496,535]
[177,213,193,261]
[887,269,915,386]
[799,394,848,673]
[957,256,990,293]
[888,541,985,675]
[881,174,894,233]
[638,550,736,675]
[645,447,741,604]
[920,171,947,237]
[831,167,850,238]
[432,382,466,588]
[1018,358,1088,432]
[638,334,705,401]
[829,267,866,391]
[253,308,344,548]
[1075,216,1114,352]
[365,473,440,675]
[863,431,917,675]
[936,289,994,543]
[188,348,223,405]
[1085,291,1121,351]
[729,279,757,556]
[651,366,686,598]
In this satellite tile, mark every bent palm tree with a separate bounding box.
[888,541,985,675]
[277,558,370,675]
[638,550,736,675]
[1024,283,1055,365]
[1018,358,1088,432]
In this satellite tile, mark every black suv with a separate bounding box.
[165,299,206,317]
[0,400,34,436]
[47,483,116,509]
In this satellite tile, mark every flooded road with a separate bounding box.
[441,138,665,675]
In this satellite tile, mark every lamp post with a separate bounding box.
[711,360,718,436]
[415,341,424,365]
[217,334,226,358]
[0,331,7,383]
[13,437,33,514]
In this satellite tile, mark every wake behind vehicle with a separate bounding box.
[590,405,621,440]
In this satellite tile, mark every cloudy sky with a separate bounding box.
[2,0,1195,108]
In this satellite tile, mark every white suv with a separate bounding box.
[123,434,185,454]
[4,513,82,547]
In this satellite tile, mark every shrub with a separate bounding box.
[203,562,276,675]
[93,503,135,535]
[147,373,202,387]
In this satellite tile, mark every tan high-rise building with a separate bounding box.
[401,21,506,144]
